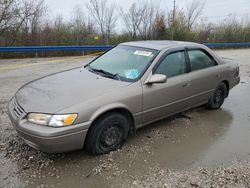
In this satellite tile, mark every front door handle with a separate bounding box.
[183,82,191,87]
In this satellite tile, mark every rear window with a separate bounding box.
[188,50,217,71]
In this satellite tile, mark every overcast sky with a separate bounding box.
[45,0,250,29]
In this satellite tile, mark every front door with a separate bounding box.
[142,50,192,124]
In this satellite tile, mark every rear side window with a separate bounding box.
[188,50,217,71]
[155,51,186,78]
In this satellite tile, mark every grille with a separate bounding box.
[11,98,26,119]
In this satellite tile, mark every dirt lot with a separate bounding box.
[0,49,250,187]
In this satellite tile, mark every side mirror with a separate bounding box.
[145,74,167,84]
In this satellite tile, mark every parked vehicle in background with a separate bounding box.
[8,41,240,154]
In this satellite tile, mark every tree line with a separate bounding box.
[0,0,250,49]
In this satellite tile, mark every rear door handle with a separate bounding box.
[183,82,191,87]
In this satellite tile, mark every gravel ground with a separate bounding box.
[124,161,250,188]
[0,50,250,187]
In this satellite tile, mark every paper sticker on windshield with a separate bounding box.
[125,69,139,79]
[134,50,152,57]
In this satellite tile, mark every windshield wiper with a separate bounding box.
[87,66,120,80]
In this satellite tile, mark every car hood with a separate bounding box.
[15,68,131,113]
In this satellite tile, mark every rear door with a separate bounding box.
[185,48,222,107]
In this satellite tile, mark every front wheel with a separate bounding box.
[85,112,130,154]
[207,82,227,109]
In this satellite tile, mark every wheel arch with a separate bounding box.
[84,105,135,153]
[89,104,135,135]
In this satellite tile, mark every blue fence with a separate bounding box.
[0,45,113,53]
[204,42,250,48]
[0,43,249,53]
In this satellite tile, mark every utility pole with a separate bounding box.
[173,0,176,26]
[171,0,176,40]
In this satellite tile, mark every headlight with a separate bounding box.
[27,113,77,127]
[28,113,51,126]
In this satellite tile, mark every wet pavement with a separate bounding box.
[0,49,250,187]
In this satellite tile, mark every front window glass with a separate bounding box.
[88,45,158,81]
[155,51,186,78]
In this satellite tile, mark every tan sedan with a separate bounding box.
[8,41,240,154]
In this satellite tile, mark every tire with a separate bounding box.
[207,82,227,109]
[85,112,130,154]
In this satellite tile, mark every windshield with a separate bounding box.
[87,45,158,82]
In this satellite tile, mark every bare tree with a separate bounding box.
[87,0,117,45]
[195,20,215,43]
[154,13,167,39]
[119,1,144,39]
[120,0,160,40]
[52,14,71,45]
[186,0,205,30]
[138,1,159,39]
[22,0,47,45]
[70,6,87,45]
[0,0,26,36]
[0,0,47,45]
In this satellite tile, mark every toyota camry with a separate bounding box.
[8,41,240,154]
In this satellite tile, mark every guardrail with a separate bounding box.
[0,43,249,53]
[0,45,113,53]
[204,42,250,48]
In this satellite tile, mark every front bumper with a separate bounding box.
[8,98,91,154]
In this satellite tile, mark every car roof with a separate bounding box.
[120,40,202,51]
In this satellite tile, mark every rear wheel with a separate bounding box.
[85,112,130,154]
[207,82,227,109]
